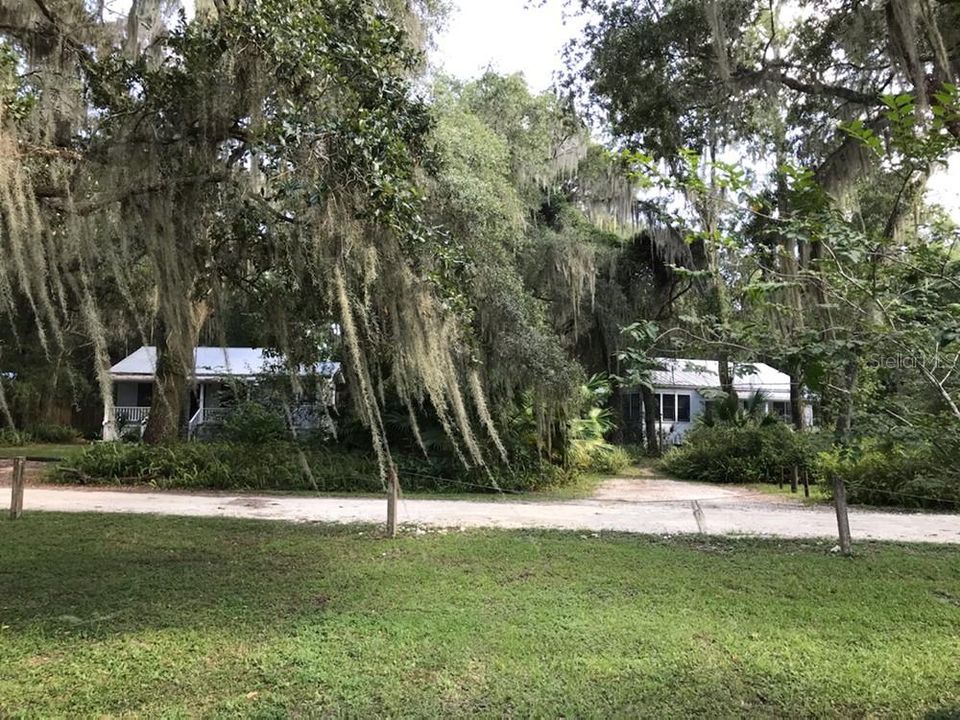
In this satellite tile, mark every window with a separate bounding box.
[659,393,676,421]
[653,393,691,422]
[136,382,153,407]
[772,401,791,419]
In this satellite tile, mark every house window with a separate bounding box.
[771,401,791,419]
[136,382,153,407]
[654,393,691,422]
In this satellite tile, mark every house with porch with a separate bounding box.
[106,346,342,439]
[620,357,813,445]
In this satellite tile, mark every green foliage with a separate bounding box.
[211,402,290,444]
[53,441,572,494]
[700,390,774,427]
[817,436,960,510]
[0,424,82,446]
[567,374,632,474]
[661,423,824,484]
[0,41,34,120]
[0,427,27,446]
[25,423,82,444]
[614,321,660,391]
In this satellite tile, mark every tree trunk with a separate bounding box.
[717,354,739,413]
[142,329,191,443]
[641,385,659,456]
[789,361,804,430]
[143,299,210,444]
[834,357,859,441]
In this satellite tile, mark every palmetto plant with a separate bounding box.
[701,389,777,428]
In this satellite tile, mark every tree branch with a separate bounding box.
[41,173,228,215]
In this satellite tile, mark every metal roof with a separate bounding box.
[109,346,341,380]
[650,357,792,400]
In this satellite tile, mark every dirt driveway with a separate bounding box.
[4,464,959,544]
[590,465,794,504]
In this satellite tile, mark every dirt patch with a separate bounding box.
[590,466,799,505]
[0,459,53,487]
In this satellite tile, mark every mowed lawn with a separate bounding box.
[1,515,958,718]
[0,443,85,460]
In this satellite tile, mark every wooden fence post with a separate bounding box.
[778,468,784,490]
[832,473,852,555]
[790,465,799,494]
[802,468,810,498]
[386,465,399,538]
[10,456,25,520]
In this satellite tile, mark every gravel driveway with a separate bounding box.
[5,470,959,544]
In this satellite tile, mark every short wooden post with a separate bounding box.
[832,473,852,555]
[790,465,799,494]
[802,467,810,498]
[778,467,784,490]
[386,465,399,538]
[10,456,25,520]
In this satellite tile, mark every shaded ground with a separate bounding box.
[1,513,959,718]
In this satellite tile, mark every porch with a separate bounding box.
[105,346,343,441]
[113,402,328,439]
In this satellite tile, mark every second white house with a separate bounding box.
[620,357,813,445]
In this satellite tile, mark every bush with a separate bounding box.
[568,442,633,474]
[817,438,960,510]
[52,440,573,494]
[0,427,30,446]
[26,423,81,443]
[211,402,290,444]
[661,423,823,484]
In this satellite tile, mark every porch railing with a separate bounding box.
[115,406,150,425]
[112,404,328,440]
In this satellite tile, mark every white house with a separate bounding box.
[620,357,813,445]
[106,346,342,439]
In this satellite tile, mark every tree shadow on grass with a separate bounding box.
[926,708,960,719]
[0,513,365,636]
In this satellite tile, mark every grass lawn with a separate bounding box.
[0,443,86,460]
[1,514,959,718]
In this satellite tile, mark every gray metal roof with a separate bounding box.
[109,346,341,380]
[651,357,792,400]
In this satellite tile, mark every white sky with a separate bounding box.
[432,0,959,221]
[431,0,585,92]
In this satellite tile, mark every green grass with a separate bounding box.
[742,482,831,504]
[1,514,959,718]
[0,443,86,460]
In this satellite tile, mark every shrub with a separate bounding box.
[0,427,30,446]
[817,438,960,510]
[52,440,573,494]
[26,423,81,443]
[661,423,823,484]
[568,442,633,474]
[211,402,290,444]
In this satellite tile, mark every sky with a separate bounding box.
[431,0,585,92]
[432,0,959,221]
